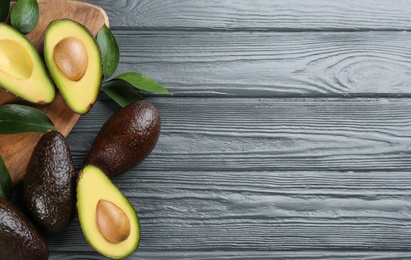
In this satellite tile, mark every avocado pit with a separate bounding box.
[53,36,88,81]
[96,199,131,244]
[0,40,33,80]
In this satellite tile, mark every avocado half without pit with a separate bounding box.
[0,23,55,104]
[44,19,102,114]
[77,165,140,259]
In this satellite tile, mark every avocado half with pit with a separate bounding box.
[0,23,55,104]
[77,165,140,259]
[44,19,102,114]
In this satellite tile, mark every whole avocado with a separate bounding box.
[0,198,49,260]
[85,100,161,178]
[23,131,77,233]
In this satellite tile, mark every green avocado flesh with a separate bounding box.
[44,19,102,114]
[0,23,55,104]
[77,165,140,259]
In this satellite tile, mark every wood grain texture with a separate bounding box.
[52,97,411,255]
[66,97,411,172]
[46,168,411,257]
[48,251,411,260]
[0,0,108,184]
[1,0,407,258]
[110,30,411,97]
[85,0,411,30]
[6,0,109,51]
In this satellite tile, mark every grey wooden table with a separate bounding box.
[48,0,411,259]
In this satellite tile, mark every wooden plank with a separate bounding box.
[49,251,411,260]
[85,0,411,31]
[0,0,108,184]
[56,96,411,257]
[110,30,411,97]
[67,97,411,172]
[46,170,411,257]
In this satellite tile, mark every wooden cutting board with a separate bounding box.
[0,0,109,184]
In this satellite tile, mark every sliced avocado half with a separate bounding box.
[44,19,102,114]
[77,165,140,259]
[0,23,55,104]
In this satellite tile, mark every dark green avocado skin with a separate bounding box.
[85,100,161,178]
[23,131,76,233]
[0,198,49,260]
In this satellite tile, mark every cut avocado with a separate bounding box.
[77,165,140,259]
[0,23,55,104]
[44,19,102,114]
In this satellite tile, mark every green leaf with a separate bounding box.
[0,0,10,22]
[116,72,170,94]
[0,156,12,200]
[0,104,57,134]
[97,24,119,79]
[10,0,39,34]
[102,79,144,108]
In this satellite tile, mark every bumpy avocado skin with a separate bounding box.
[85,100,161,178]
[23,131,76,233]
[0,198,49,260]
